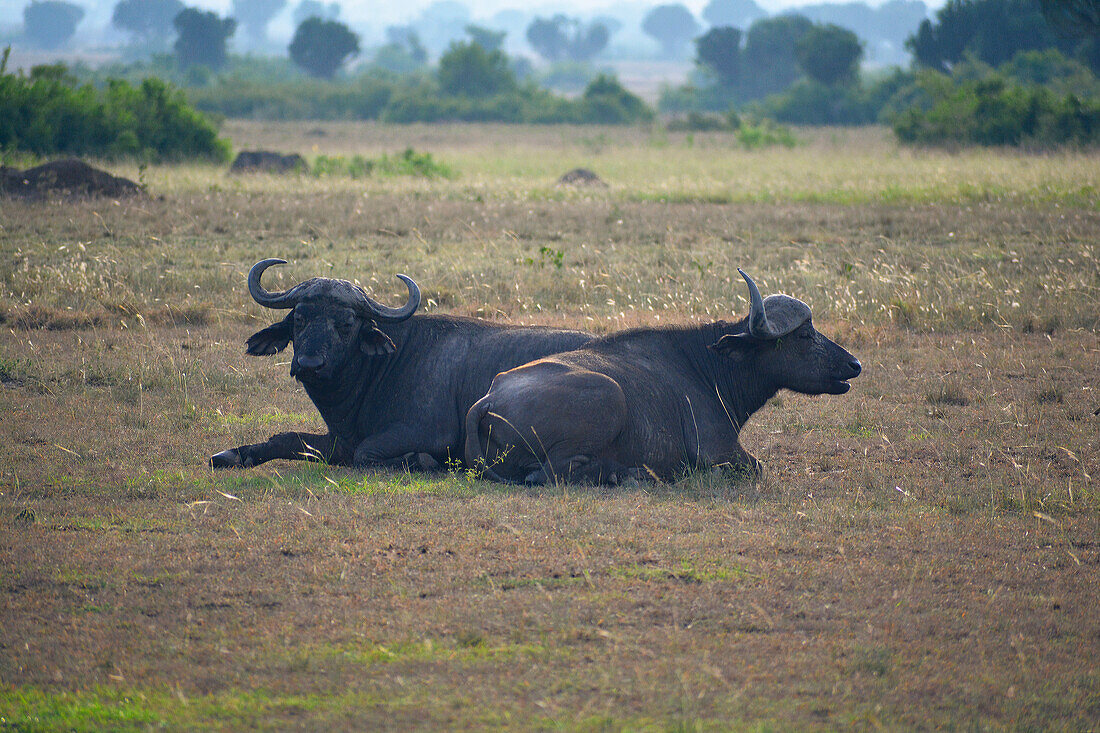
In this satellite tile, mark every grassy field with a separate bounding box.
[1,122,1098,730]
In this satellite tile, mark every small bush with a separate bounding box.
[664,110,795,149]
[0,51,229,161]
[579,74,652,124]
[310,149,454,179]
[736,119,798,149]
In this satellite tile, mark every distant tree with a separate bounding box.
[575,23,610,61]
[906,0,1075,72]
[437,40,516,97]
[702,0,766,29]
[789,0,924,66]
[112,0,184,46]
[413,1,471,54]
[695,26,742,87]
[289,17,359,78]
[642,4,702,58]
[741,14,813,97]
[525,15,609,63]
[372,25,427,73]
[292,0,339,26]
[466,25,506,52]
[526,16,568,61]
[231,0,286,44]
[1039,0,1100,36]
[386,25,428,62]
[592,15,623,36]
[796,23,862,86]
[173,8,236,71]
[23,1,84,49]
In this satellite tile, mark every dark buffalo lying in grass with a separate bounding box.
[465,270,861,484]
[211,259,591,470]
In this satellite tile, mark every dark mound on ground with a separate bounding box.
[230,150,308,174]
[557,168,608,187]
[1,159,144,199]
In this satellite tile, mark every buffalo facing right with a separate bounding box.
[465,270,861,484]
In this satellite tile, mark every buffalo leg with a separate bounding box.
[210,432,346,469]
[352,427,443,470]
[714,442,763,477]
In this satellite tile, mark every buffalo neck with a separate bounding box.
[298,354,374,436]
[682,321,779,431]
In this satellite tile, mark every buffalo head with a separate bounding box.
[710,270,861,395]
[244,258,420,383]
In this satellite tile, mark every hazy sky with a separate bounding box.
[38,0,943,27]
[0,0,944,42]
[208,0,946,16]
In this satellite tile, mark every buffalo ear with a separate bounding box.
[708,332,758,356]
[359,324,395,356]
[246,314,292,355]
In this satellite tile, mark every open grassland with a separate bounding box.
[1,122,1098,729]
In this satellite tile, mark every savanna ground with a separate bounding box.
[1,122,1098,730]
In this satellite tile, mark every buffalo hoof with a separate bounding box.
[210,449,243,469]
[523,469,548,485]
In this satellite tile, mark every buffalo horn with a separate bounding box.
[360,274,420,322]
[738,269,811,340]
[247,258,420,322]
[739,268,776,339]
[248,258,297,308]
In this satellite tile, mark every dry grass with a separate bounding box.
[1,122,1098,729]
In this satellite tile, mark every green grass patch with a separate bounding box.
[0,686,363,731]
[212,411,317,428]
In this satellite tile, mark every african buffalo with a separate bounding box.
[210,259,591,470]
[464,270,861,484]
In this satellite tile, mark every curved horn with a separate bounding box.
[358,274,420,322]
[248,258,306,309]
[249,259,420,321]
[739,268,776,339]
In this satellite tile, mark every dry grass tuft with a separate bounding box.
[145,302,215,326]
[4,304,106,330]
[926,379,971,407]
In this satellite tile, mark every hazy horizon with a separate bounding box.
[2,0,943,28]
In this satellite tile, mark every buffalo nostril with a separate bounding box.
[297,355,324,370]
[849,359,862,377]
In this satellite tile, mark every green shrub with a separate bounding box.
[578,74,652,124]
[736,119,798,149]
[892,73,1100,146]
[0,50,229,161]
[188,76,396,120]
[537,60,600,93]
[664,110,797,149]
[752,69,916,126]
[310,149,454,179]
